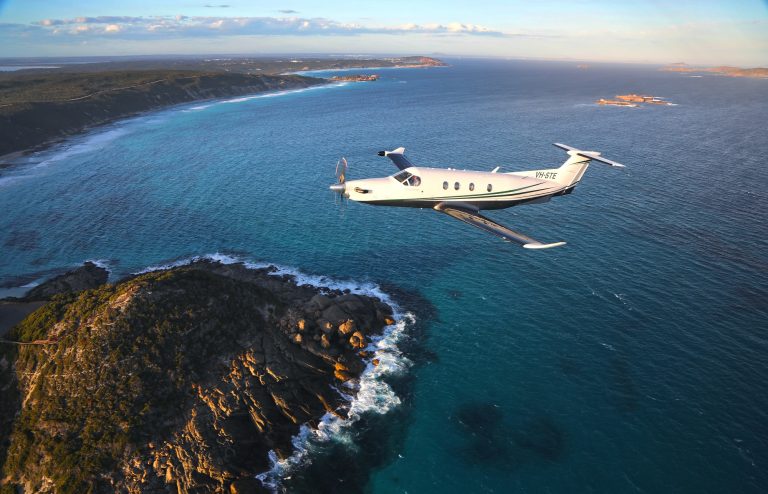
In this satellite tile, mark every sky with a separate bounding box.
[1,0,766,65]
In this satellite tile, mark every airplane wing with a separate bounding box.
[435,204,566,249]
[378,147,414,170]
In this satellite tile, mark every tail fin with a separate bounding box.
[509,143,624,191]
[551,143,624,190]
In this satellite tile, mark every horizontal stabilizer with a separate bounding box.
[553,143,625,168]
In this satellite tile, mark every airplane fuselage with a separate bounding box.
[343,166,570,211]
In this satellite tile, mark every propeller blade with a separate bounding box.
[335,157,348,184]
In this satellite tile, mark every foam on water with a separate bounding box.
[33,126,131,167]
[0,126,132,188]
[134,253,413,491]
[220,82,349,105]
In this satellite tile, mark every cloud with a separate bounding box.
[278,10,299,14]
[204,4,230,7]
[16,15,508,39]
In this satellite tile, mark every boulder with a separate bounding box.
[349,331,366,349]
[320,334,331,349]
[337,319,356,336]
[317,319,334,335]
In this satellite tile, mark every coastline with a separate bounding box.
[0,79,334,165]
[286,62,449,76]
[0,73,327,161]
[0,56,446,161]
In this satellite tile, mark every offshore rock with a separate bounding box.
[0,260,394,493]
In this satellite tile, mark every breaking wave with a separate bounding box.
[135,252,414,492]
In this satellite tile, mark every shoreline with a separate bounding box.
[0,61,447,165]
[0,78,348,165]
[0,56,446,161]
[0,75,327,163]
[286,62,448,76]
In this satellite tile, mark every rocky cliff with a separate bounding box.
[0,261,394,493]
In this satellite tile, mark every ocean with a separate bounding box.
[1,59,767,493]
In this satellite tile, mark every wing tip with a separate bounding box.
[523,241,567,249]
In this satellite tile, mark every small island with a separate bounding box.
[597,94,673,107]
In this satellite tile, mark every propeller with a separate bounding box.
[330,157,348,197]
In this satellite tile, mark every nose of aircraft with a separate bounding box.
[329,183,346,193]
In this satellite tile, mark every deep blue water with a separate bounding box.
[2,59,767,493]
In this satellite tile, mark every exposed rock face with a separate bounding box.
[0,261,393,493]
[21,261,109,301]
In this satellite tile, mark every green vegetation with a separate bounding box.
[0,70,310,106]
[0,56,444,156]
[1,267,281,492]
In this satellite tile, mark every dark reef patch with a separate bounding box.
[452,402,568,470]
[607,357,640,414]
[2,229,40,250]
[455,402,511,466]
[558,354,583,377]
[512,416,566,462]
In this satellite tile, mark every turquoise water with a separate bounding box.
[1,60,767,493]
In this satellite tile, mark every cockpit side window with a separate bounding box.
[393,170,412,184]
[393,171,421,186]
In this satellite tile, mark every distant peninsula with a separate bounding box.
[0,56,445,159]
[0,260,396,493]
[660,62,768,79]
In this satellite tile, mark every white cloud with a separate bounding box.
[21,15,507,39]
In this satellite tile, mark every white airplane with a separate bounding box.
[329,143,624,249]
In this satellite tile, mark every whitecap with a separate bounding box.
[219,82,348,105]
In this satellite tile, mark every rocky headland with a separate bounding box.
[0,260,395,493]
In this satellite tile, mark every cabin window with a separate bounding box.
[487,184,493,192]
[469,183,475,191]
[409,176,421,187]
[454,182,460,190]
[443,181,448,190]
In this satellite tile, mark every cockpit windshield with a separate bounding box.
[392,170,421,187]
[393,170,411,183]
